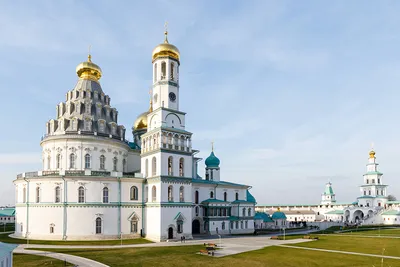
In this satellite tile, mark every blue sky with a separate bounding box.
[1,0,400,206]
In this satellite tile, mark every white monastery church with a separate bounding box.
[13,30,257,241]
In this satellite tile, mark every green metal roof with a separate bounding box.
[231,200,252,204]
[357,196,375,199]
[271,211,287,220]
[364,171,383,175]
[254,212,274,222]
[246,190,256,203]
[387,201,400,204]
[205,151,220,168]
[229,216,240,221]
[325,210,344,215]
[191,179,248,187]
[0,208,15,217]
[382,210,400,216]
[201,199,226,203]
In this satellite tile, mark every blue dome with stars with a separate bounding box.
[205,151,220,168]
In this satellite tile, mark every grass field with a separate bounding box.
[13,253,74,267]
[289,235,400,257]
[0,233,152,246]
[33,244,400,267]
[340,228,400,236]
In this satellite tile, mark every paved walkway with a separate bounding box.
[14,247,109,267]
[277,245,400,260]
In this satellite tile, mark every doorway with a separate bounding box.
[192,219,200,234]
[168,227,173,239]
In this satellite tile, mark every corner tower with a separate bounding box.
[205,144,220,181]
[321,182,336,205]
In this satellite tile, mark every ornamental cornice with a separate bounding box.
[154,80,179,87]
[141,148,193,157]
[41,134,130,150]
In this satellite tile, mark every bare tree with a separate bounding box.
[388,195,397,201]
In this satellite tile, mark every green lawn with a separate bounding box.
[0,233,152,245]
[14,253,74,267]
[290,235,400,257]
[341,228,400,236]
[34,245,400,267]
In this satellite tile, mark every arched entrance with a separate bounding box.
[353,210,364,223]
[168,227,173,239]
[192,219,200,234]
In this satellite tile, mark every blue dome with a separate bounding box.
[272,211,287,220]
[205,151,220,168]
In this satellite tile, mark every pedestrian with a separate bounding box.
[183,236,186,243]
[180,236,183,243]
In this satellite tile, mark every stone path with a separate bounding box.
[277,245,400,260]
[14,247,109,267]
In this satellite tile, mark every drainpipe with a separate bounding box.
[62,176,66,240]
[118,176,121,239]
[141,181,145,237]
[24,178,30,238]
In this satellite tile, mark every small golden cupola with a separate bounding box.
[76,54,102,81]
[133,98,153,132]
[369,150,376,158]
[152,28,180,63]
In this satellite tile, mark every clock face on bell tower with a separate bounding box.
[169,92,176,102]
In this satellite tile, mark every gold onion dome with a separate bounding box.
[152,30,180,62]
[133,100,153,131]
[369,150,376,158]
[76,54,102,81]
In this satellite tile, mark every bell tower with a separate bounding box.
[151,23,180,112]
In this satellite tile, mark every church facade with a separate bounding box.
[13,31,256,241]
[256,150,400,226]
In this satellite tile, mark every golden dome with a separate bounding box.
[133,99,153,131]
[133,111,149,131]
[369,150,376,158]
[152,31,180,62]
[76,55,102,81]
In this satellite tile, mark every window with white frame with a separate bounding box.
[168,185,173,202]
[69,153,75,169]
[103,187,109,203]
[55,186,61,203]
[78,186,85,203]
[179,186,184,202]
[113,157,118,171]
[95,217,102,234]
[152,186,157,202]
[85,154,91,169]
[179,158,184,176]
[130,186,138,200]
[56,154,61,169]
[100,155,105,169]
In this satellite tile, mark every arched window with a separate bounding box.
[103,187,109,203]
[210,191,214,199]
[235,192,239,201]
[95,217,102,234]
[78,186,85,203]
[168,185,173,202]
[152,157,157,176]
[85,154,91,169]
[152,186,157,202]
[23,187,26,203]
[56,154,61,169]
[248,208,251,217]
[195,190,199,204]
[224,192,227,201]
[113,157,118,171]
[179,158,184,177]
[179,186,184,202]
[161,61,166,79]
[100,155,105,170]
[145,159,149,177]
[47,156,51,170]
[168,156,173,176]
[195,206,199,216]
[170,62,174,80]
[242,208,246,217]
[36,187,40,203]
[69,153,75,169]
[130,186,138,200]
[123,159,126,172]
[55,186,61,203]
[154,63,157,82]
